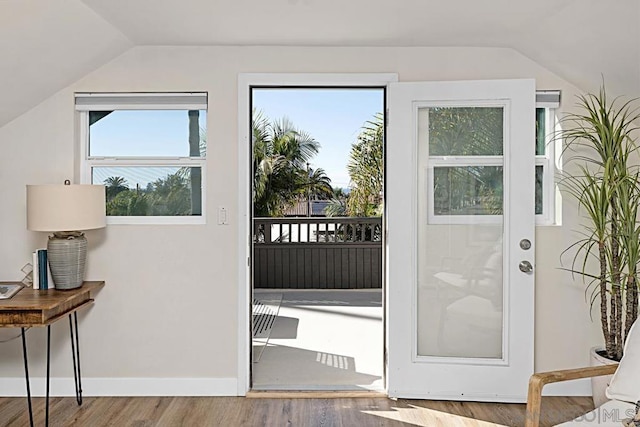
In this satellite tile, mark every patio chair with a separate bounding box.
[525,320,640,426]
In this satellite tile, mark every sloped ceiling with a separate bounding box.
[0,0,132,127]
[1,0,638,127]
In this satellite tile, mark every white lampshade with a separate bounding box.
[27,184,106,232]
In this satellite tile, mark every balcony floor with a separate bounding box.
[252,289,383,391]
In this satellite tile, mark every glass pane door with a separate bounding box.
[387,79,535,401]
[417,105,505,360]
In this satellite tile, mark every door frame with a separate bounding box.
[236,73,398,395]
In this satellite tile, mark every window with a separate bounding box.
[425,104,505,224]
[535,90,561,225]
[424,91,560,225]
[76,93,207,224]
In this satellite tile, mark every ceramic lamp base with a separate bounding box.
[47,232,87,290]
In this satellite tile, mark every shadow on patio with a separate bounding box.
[252,289,383,391]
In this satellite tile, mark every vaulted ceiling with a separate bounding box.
[1,0,638,127]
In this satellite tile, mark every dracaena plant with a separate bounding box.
[560,85,640,361]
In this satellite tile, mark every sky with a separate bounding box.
[252,88,384,189]
[90,110,207,158]
[89,89,383,190]
[90,110,206,187]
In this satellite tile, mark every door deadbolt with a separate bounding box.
[519,260,533,273]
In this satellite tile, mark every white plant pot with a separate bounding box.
[590,347,618,407]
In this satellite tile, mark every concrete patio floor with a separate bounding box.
[252,289,383,391]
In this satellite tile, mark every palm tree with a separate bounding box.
[347,114,383,217]
[252,111,324,217]
[104,176,129,202]
[149,172,191,216]
[324,199,347,217]
[106,190,149,216]
[324,187,348,217]
[303,167,333,200]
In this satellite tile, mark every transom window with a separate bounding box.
[76,93,207,225]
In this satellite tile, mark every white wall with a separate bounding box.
[0,45,598,396]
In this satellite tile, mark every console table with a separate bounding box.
[0,281,104,427]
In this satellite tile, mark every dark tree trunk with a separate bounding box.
[599,241,613,358]
[188,110,202,216]
[626,274,638,342]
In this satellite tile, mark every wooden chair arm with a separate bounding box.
[524,364,618,427]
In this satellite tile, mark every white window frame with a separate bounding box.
[535,92,561,226]
[423,91,560,226]
[423,100,508,225]
[76,92,207,225]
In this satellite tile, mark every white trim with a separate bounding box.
[239,73,398,87]
[0,375,590,397]
[77,104,206,111]
[77,96,208,225]
[0,377,238,397]
[237,73,398,397]
[106,215,206,225]
[76,92,206,97]
[75,92,207,111]
[428,156,504,166]
[535,107,558,226]
[420,101,508,226]
[79,111,90,184]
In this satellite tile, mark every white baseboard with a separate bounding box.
[0,377,238,397]
[542,378,592,396]
[0,376,590,398]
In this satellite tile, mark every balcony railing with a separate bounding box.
[253,217,382,289]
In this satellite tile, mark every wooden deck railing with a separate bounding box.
[253,217,382,289]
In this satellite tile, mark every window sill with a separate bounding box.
[106,216,206,226]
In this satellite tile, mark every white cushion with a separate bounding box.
[606,319,640,403]
[555,399,635,426]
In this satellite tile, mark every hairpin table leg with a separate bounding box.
[45,325,51,427]
[69,312,83,405]
[21,327,34,427]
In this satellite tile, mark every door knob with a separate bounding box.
[519,260,533,273]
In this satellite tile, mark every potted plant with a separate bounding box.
[560,85,640,404]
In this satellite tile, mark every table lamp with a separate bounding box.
[26,181,106,290]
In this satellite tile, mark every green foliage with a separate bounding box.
[102,109,204,217]
[324,188,349,217]
[324,198,347,217]
[347,114,384,216]
[560,85,640,360]
[104,172,192,216]
[304,168,333,200]
[148,172,192,216]
[429,107,504,216]
[429,107,503,156]
[104,176,129,201]
[106,190,150,216]
[252,110,332,217]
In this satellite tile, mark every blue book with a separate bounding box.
[38,249,48,290]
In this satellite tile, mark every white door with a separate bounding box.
[387,79,536,402]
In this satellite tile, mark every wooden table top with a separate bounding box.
[0,281,104,327]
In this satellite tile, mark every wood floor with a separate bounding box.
[0,395,593,426]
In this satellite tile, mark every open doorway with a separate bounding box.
[250,87,385,391]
